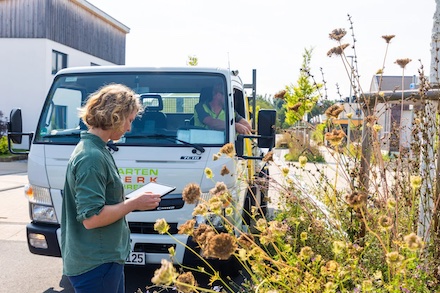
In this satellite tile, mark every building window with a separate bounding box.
[52,50,67,74]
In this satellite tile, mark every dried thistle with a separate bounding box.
[382,35,395,44]
[378,215,393,231]
[329,28,347,41]
[327,44,350,57]
[395,58,412,68]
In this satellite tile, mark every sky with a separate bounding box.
[87,0,436,101]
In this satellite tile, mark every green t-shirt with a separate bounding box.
[61,132,130,276]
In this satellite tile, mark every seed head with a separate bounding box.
[329,28,347,41]
[151,259,178,285]
[382,35,395,44]
[395,58,412,69]
[154,218,170,234]
[327,44,350,57]
[204,233,237,260]
[175,271,197,293]
[182,183,201,204]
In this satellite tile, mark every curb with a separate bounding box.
[0,154,28,162]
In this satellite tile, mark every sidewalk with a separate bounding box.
[0,160,28,191]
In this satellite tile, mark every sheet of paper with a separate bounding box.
[125,182,176,198]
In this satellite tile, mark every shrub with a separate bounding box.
[0,136,9,155]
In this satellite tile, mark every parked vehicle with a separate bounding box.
[7,66,276,266]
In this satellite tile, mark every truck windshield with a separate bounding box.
[34,71,228,146]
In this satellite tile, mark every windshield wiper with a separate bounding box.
[124,133,205,153]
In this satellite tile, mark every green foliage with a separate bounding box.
[284,48,322,126]
[311,123,326,145]
[0,136,9,155]
[276,131,326,163]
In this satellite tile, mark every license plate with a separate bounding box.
[125,252,145,265]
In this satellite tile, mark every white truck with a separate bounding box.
[7,66,276,267]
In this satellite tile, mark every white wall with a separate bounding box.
[0,38,115,137]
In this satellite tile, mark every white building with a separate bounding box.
[0,0,129,139]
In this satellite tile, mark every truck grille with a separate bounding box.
[133,243,176,254]
[128,222,179,234]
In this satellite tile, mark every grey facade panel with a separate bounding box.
[0,0,127,64]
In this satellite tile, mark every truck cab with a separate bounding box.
[7,66,276,266]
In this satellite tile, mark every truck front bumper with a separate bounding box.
[27,222,61,257]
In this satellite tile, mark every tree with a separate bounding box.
[283,48,322,125]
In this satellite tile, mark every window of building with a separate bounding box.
[52,50,67,74]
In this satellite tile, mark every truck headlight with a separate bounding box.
[25,184,52,205]
[31,204,58,224]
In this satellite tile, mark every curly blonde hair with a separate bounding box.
[79,84,142,131]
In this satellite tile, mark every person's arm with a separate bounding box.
[83,192,160,229]
[235,118,252,134]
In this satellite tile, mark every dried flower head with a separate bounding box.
[288,102,302,112]
[220,143,235,157]
[192,203,208,216]
[220,165,230,176]
[321,260,340,277]
[151,259,178,285]
[365,115,378,127]
[410,175,422,190]
[193,223,215,247]
[329,28,347,41]
[178,219,196,236]
[274,89,287,99]
[325,105,344,119]
[325,129,346,146]
[182,183,201,204]
[204,233,237,260]
[404,232,424,251]
[300,231,308,242]
[346,112,353,119]
[385,251,404,267]
[299,246,314,261]
[208,196,223,214]
[282,167,290,177]
[213,153,221,161]
[263,151,274,162]
[378,215,393,231]
[298,155,308,168]
[332,241,346,255]
[346,191,367,208]
[382,35,395,43]
[395,58,412,68]
[327,44,350,57]
[238,233,255,249]
[376,68,384,75]
[175,271,197,293]
[154,218,170,234]
[204,167,213,179]
[372,124,383,132]
[209,181,228,196]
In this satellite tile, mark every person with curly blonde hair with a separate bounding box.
[61,84,161,293]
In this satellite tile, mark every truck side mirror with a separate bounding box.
[8,108,23,144]
[257,109,276,149]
